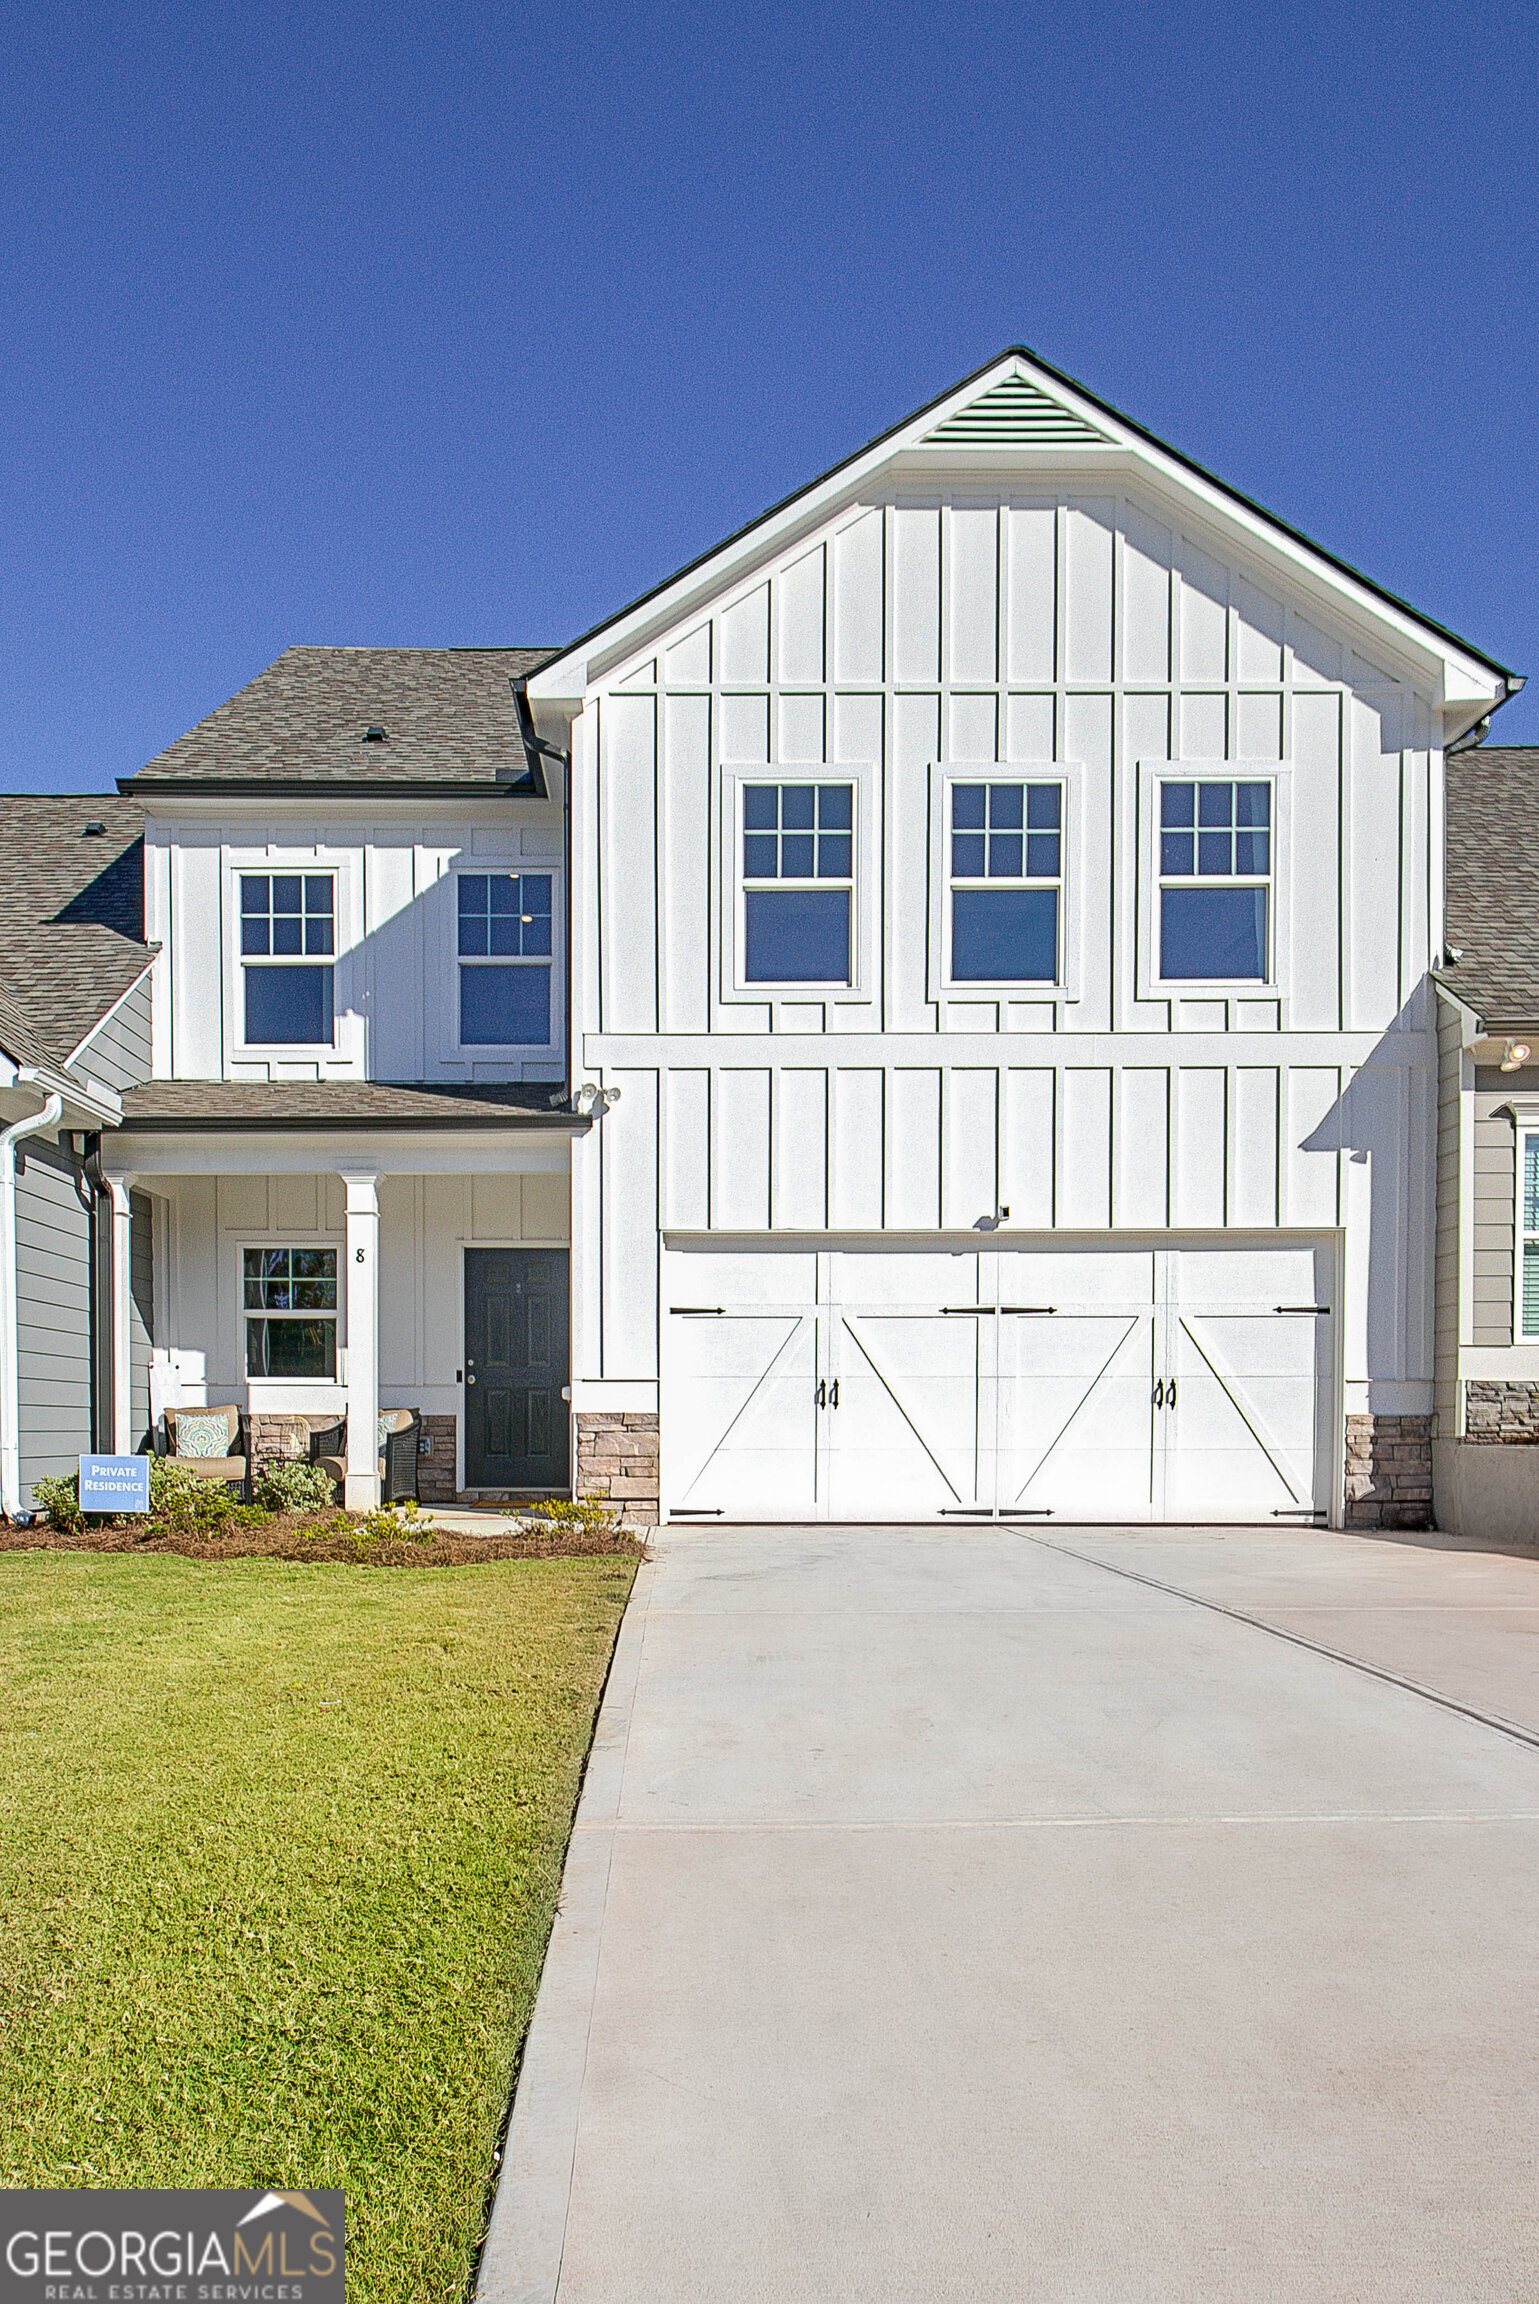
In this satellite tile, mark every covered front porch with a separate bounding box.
[102,1094,582,1509]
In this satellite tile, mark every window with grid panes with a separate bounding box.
[457,873,553,1044]
[741,782,854,983]
[1522,1133,1539,1336]
[243,1247,338,1378]
[240,875,335,1044]
[1158,780,1271,981]
[949,780,1062,982]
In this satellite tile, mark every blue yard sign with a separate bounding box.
[79,1454,151,1514]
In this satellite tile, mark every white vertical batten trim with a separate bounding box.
[0,1090,64,1515]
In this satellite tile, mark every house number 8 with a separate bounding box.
[355,1247,365,1261]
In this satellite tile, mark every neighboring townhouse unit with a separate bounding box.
[0,349,1523,1529]
[0,801,157,1510]
[100,648,588,1508]
[528,350,1519,1529]
[1433,745,1539,1540]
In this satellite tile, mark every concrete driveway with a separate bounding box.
[480,1525,1539,2303]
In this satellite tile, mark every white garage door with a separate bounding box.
[663,1242,1334,1524]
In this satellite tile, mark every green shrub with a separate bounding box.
[30,1473,84,1534]
[354,1498,433,1548]
[522,1496,615,1533]
[253,1457,337,1514]
[149,1460,237,1529]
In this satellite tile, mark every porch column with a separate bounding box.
[341,1171,380,1510]
[106,1176,134,1454]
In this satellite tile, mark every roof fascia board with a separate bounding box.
[121,777,541,801]
[103,1123,585,1177]
[530,347,1515,709]
[529,356,1036,702]
[129,789,550,820]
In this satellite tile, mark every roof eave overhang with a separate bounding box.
[527,349,1517,722]
[121,777,543,802]
[113,1110,591,1134]
[0,1053,121,1130]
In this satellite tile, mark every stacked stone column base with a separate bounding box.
[575,1411,660,1528]
[1344,1413,1433,1529]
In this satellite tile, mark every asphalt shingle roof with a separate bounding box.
[118,1080,585,1129]
[122,646,559,793]
[0,797,152,1063]
[1442,746,1539,1030]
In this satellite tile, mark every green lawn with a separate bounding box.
[0,1550,635,2302]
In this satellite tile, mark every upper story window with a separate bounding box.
[457,873,552,1045]
[950,780,1061,982]
[741,782,854,984]
[1158,780,1271,981]
[243,1246,337,1378]
[240,874,335,1044]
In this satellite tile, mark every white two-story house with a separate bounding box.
[0,349,1520,1526]
[527,349,1518,1530]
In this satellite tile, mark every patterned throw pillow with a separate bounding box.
[175,1411,230,1460]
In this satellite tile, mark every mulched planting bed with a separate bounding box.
[0,1516,646,1567]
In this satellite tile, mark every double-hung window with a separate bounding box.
[1522,1132,1539,1337]
[241,875,335,1044]
[244,1247,338,1378]
[1158,779,1271,981]
[949,780,1061,982]
[741,782,854,984]
[457,873,552,1045]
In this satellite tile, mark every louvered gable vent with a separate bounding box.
[923,373,1110,447]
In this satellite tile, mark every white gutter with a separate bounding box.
[0,1086,64,1516]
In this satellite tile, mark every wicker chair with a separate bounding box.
[308,1410,421,1504]
[156,1406,250,1499]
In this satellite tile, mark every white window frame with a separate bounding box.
[717,762,877,1007]
[446,863,564,1060]
[928,761,1084,1003]
[1509,1106,1539,1342]
[239,1237,346,1398]
[223,849,357,1069]
[1137,759,1292,1001]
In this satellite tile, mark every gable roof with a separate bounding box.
[0,796,154,1066]
[1442,746,1539,1031]
[121,645,560,797]
[529,347,1519,725]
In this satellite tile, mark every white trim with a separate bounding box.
[927,761,1084,1004]
[108,1177,135,1453]
[528,352,1509,720]
[1136,759,1293,1004]
[717,763,877,1008]
[0,1091,63,1515]
[1512,1111,1539,1344]
[442,860,565,1064]
[222,850,354,1069]
[237,1235,345,1401]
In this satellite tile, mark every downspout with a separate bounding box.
[513,677,575,1102]
[0,1088,64,1516]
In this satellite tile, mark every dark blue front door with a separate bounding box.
[463,1248,569,1489]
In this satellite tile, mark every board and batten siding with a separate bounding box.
[15,1146,94,1496]
[571,483,1441,1401]
[163,1167,570,1414]
[144,804,566,1086]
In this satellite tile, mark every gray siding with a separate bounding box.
[16,1149,93,1497]
[72,972,152,1095]
[1434,1002,1462,1428]
[1472,1070,1517,1345]
[130,1188,154,1449]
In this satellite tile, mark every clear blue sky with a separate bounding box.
[3,0,1537,792]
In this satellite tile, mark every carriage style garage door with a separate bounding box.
[663,1242,1335,1524]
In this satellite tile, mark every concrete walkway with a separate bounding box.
[479,1525,1539,2303]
